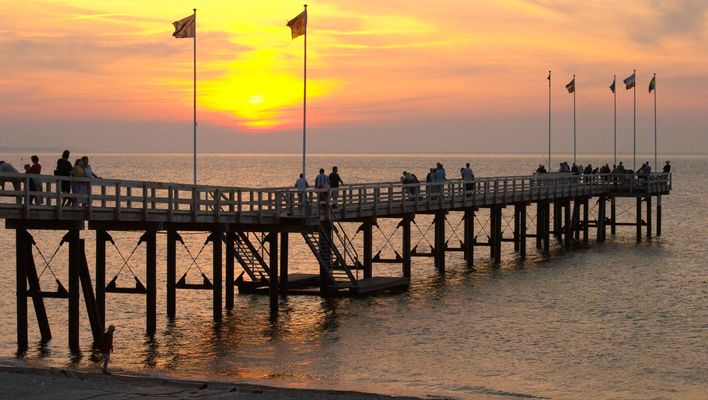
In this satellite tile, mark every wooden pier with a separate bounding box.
[0,171,671,352]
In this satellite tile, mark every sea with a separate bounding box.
[0,152,705,400]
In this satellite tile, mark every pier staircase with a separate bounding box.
[301,221,361,289]
[232,232,271,292]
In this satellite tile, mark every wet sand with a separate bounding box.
[0,365,441,400]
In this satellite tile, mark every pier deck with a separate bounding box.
[0,171,671,351]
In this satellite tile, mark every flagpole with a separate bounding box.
[653,73,657,173]
[193,8,197,185]
[548,70,551,170]
[302,4,308,180]
[573,74,576,165]
[633,69,636,172]
[613,74,617,166]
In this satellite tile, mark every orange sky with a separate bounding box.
[0,0,706,153]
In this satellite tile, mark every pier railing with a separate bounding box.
[0,172,671,226]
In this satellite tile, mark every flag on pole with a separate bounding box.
[287,10,307,39]
[610,78,616,93]
[623,73,636,90]
[565,78,575,93]
[547,71,551,81]
[172,13,195,38]
[649,75,656,93]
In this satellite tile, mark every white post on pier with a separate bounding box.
[547,70,552,169]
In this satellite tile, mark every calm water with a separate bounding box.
[0,153,706,400]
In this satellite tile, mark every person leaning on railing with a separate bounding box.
[0,161,22,204]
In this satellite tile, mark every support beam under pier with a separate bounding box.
[143,231,157,336]
[211,232,222,321]
[646,196,652,238]
[636,197,642,243]
[280,232,288,296]
[16,230,28,352]
[463,209,475,266]
[68,229,80,351]
[434,211,446,272]
[96,230,108,329]
[401,216,412,277]
[268,232,279,313]
[166,231,177,319]
[225,232,235,309]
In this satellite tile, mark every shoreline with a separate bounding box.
[0,364,446,400]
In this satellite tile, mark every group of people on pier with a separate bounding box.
[534,160,671,177]
[0,150,100,206]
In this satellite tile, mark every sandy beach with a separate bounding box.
[0,364,438,400]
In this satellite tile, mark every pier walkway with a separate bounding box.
[0,171,671,351]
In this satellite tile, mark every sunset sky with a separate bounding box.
[1,0,706,154]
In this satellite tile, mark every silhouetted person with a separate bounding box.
[0,161,21,203]
[315,168,330,211]
[26,156,42,205]
[461,162,475,193]
[663,161,671,173]
[55,150,73,205]
[100,325,115,374]
[329,166,343,208]
[294,173,309,210]
[70,158,85,206]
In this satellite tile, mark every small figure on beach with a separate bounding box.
[55,150,73,205]
[328,166,343,208]
[100,325,115,375]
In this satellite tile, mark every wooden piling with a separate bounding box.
[553,201,562,240]
[519,204,527,258]
[95,230,107,329]
[166,231,177,318]
[24,231,51,342]
[67,229,80,351]
[535,202,543,249]
[434,211,446,272]
[636,197,642,243]
[279,232,289,296]
[144,231,157,335]
[268,232,279,312]
[225,232,235,308]
[564,201,572,249]
[610,197,616,235]
[402,216,412,277]
[16,229,28,352]
[597,196,606,242]
[212,232,222,321]
[490,206,502,264]
[657,195,662,237]
[513,204,521,252]
[79,240,103,343]
[363,219,373,279]
[646,196,652,238]
[572,199,581,241]
[463,209,475,266]
[582,198,589,243]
